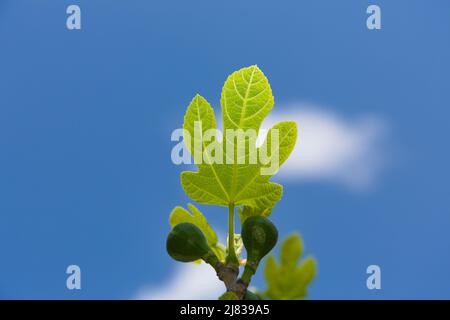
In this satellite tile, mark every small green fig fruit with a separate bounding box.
[242,216,278,263]
[241,216,278,284]
[166,223,218,265]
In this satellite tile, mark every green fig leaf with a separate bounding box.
[238,206,272,224]
[264,255,278,286]
[180,66,297,214]
[263,234,317,300]
[280,232,303,267]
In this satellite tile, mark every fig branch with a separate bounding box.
[166,66,298,300]
[166,210,278,299]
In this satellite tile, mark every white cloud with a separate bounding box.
[260,103,388,190]
[135,262,224,300]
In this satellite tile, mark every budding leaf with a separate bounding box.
[280,232,303,267]
[181,66,297,214]
[263,234,317,300]
[169,204,225,261]
[233,234,243,258]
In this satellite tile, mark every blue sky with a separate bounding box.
[1,0,449,299]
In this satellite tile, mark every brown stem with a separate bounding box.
[214,261,249,299]
[229,279,248,299]
[214,262,238,291]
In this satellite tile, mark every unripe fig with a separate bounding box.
[242,216,278,263]
[166,223,218,265]
[241,216,278,284]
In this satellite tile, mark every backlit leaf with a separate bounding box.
[263,234,316,300]
[181,66,297,215]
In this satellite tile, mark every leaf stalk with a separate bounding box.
[226,203,239,266]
